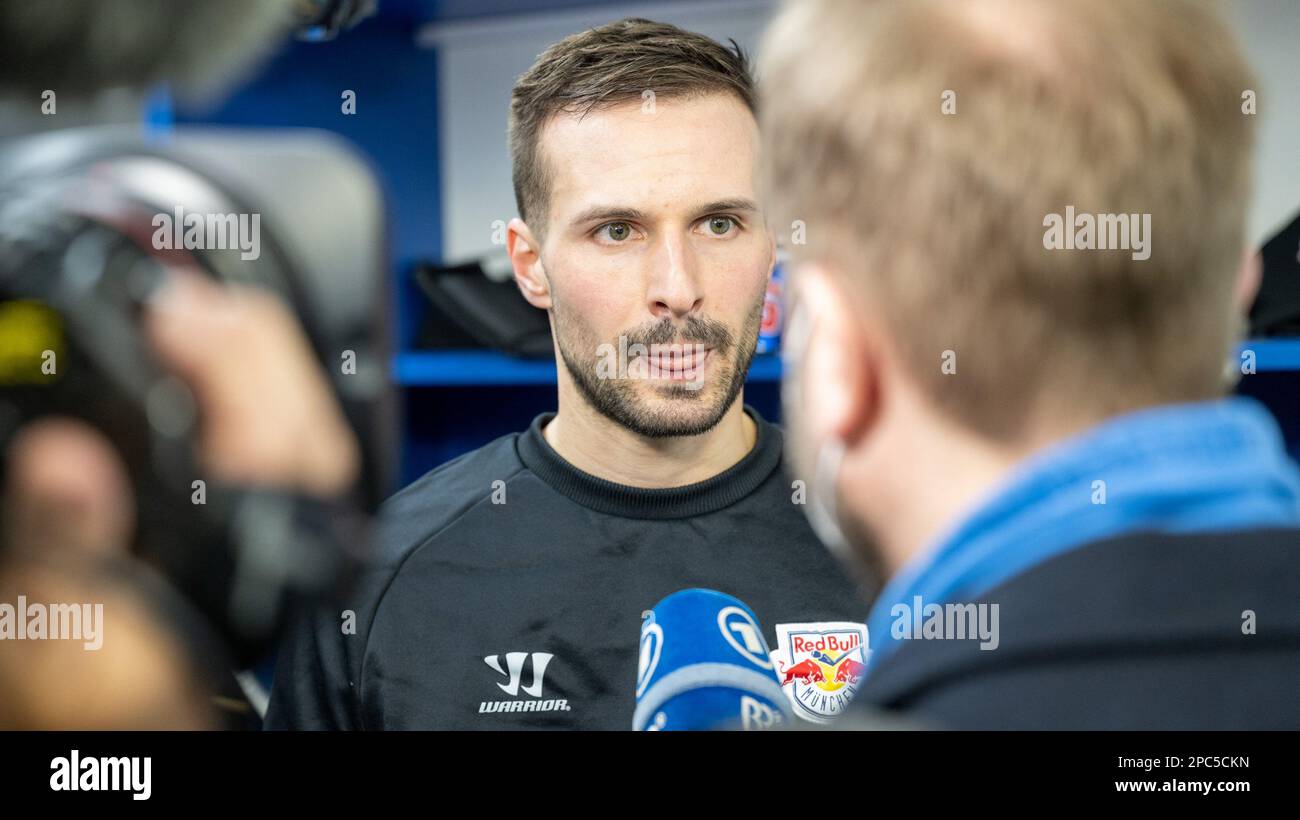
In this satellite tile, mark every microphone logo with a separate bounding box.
[717,606,775,669]
[637,614,664,698]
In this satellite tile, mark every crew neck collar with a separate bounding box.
[516,405,782,519]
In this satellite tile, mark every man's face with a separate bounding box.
[536,92,772,438]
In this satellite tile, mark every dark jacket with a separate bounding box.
[851,528,1300,729]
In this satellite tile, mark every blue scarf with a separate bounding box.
[864,397,1300,671]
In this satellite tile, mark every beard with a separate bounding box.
[553,296,763,439]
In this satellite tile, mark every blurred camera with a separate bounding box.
[0,125,394,661]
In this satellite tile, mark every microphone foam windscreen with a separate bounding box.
[634,588,791,731]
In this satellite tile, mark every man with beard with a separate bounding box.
[265,18,871,730]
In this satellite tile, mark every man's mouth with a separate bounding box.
[639,344,711,381]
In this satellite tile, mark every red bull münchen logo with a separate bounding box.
[770,622,870,723]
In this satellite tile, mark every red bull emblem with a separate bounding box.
[771,622,870,723]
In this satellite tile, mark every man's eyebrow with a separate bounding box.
[569,205,647,226]
[568,198,761,227]
[689,198,761,220]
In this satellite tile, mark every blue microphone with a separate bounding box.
[634,589,792,731]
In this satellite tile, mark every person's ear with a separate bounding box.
[787,263,877,448]
[1234,246,1263,314]
[508,217,551,310]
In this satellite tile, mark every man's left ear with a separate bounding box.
[788,264,876,448]
[508,217,551,310]
[1235,247,1263,314]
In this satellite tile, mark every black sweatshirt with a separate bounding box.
[265,407,872,729]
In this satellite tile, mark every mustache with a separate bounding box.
[620,315,734,351]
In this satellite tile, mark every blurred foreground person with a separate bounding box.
[0,275,360,728]
[0,0,365,728]
[0,419,214,729]
[761,0,1300,728]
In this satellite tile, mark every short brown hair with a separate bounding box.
[509,17,755,233]
[761,0,1257,440]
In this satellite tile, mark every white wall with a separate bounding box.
[1227,0,1300,244]
[428,0,1300,267]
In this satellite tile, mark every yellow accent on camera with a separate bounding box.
[0,300,65,385]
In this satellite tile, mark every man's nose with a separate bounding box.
[645,235,703,320]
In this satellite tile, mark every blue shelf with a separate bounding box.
[394,339,1300,387]
[1244,339,1300,371]
[395,350,556,385]
[395,350,785,386]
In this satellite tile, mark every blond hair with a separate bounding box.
[760,0,1257,440]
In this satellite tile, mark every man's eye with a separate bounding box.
[705,216,737,236]
[598,222,633,242]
